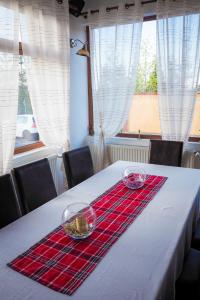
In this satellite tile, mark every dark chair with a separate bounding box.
[13,158,57,213]
[63,146,94,189]
[149,140,183,167]
[176,248,200,300]
[191,219,200,251]
[0,174,21,229]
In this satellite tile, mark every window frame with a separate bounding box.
[87,16,200,143]
[14,42,44,155]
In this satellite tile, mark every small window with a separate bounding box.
[15,56,40,150]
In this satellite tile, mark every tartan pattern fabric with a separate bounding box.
[8,175,167,295]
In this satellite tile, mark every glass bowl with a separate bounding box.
[122,166,146,190]
[62,202,96,240]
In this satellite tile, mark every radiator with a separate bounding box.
[108,144,149,164]
[89,142,200,169]
[108,145,200,169]
[48,155,67,195]
[182,151,200,169]
[48,154,58,189]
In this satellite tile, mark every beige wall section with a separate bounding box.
[124,94,200,136]
[125,94,160,134]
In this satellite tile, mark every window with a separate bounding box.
[117,19,200,140]
[0,7,44,155]
[15,53,44,154]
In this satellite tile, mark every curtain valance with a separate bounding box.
[156,0,200,18]
[82,0,200,27]
[82,0,144,27]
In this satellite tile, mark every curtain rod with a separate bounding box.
[81,0,159,18]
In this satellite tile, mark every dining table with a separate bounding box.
[1,160,200,300]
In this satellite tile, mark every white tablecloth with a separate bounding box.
[1,161,200,300]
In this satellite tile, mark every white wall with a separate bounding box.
[69,15,88,149]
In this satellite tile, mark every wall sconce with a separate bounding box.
[70,38,90,57]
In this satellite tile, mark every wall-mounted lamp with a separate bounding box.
[70,38,90,57]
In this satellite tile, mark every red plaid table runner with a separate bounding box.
[8,174,167,295]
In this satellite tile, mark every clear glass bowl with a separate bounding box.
[62,202,96,240]
[122,166,146,190]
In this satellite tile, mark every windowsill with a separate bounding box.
[13,145,57,168]
[88,135,150,147]
[88,135,200,152]
[117,133,200,143]
[117,133,161,140]
[14,141,44,155]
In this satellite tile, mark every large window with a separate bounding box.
[118,19,200,139]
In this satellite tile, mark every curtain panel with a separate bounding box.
[88,1,143,171]
[0,0,19,175]
[156,0,200,141]
[19,0,70,152]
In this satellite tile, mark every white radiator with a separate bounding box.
[89,141,200,170]
[48,154,58,189]
[108,145,200,169]
[108,144,149,164]
[182,151,200,169]
[48,155,67,195]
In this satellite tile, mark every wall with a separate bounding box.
[69,15,88,149]
[124,94,200,137]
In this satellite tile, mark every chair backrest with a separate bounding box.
[0,174,21,229]
[149,140,183,167]
[13,158,57,213]
[63,146,94,189]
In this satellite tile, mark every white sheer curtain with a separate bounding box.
[88,2,143,171]
[156,0,200,141]
[19,0,70,151]
[0,0,19,174]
